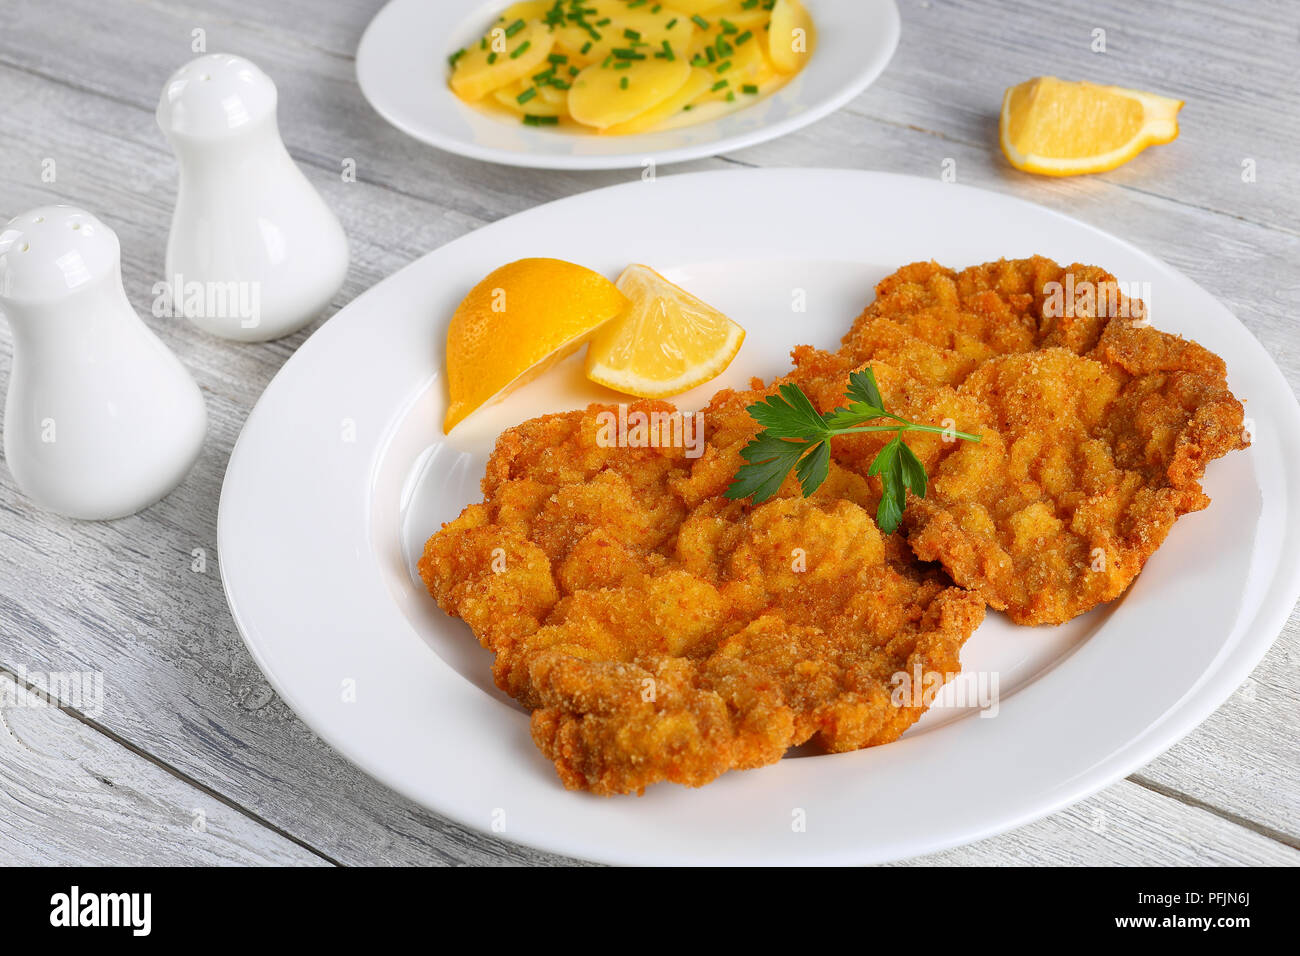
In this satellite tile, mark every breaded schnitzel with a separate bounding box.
[419,255,1245,792]
[790,258,1247,624]
[420,395,984,794]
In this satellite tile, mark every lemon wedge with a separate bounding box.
[1000,76,1182,176]
[443,258,627,431]
[584,264,745,398]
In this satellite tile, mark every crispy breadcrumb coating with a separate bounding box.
[420,396,984,794]
[419,256,1246,792]
[791,258,1247,624]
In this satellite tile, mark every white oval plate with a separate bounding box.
[355,0,900,169]
[219,169,1300,865]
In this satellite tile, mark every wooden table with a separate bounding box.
[1,0,1296,866]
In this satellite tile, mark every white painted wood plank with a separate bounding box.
[0,672,327,866]
[1133,626,1300,841]
[108,0,1300,234]
[896,778,1300,866]
[0,0,1295,866]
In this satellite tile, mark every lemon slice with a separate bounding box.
[1000,76,1182,176]
[584,264,746,398]
[443,258,627,431]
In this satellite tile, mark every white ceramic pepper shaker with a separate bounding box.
[156,53,349,342]
[0,206,207,520]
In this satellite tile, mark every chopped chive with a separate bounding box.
[628,0,647,6]
[742,0,758,7]
[623,28,641,40]
[523,114,559,125]
[720,18,738,34]
[487,51,498,64]
[612,48,646,59]
[691,15,710,29]
[660,40,675,61]
[550,78,571,90]
[569,64,580,76]
[705,46,716,62]
[509,40,532,58]
[711,78,728,91]
[716,36,733,57]
[580,40,592,53]
[735,30,753,45]
[716,59,732,73]
[504,18,526,38]
[691,54,708,67]
[448,48,466,67]
[548,53,568,64]
[614,59,632,68]
[726,90,735,101]
[666,17,677,29]
[596,17,611,25]
[742,83,758,94]
[479,36,488,50]
[516,87,537,104]
[651,3,661,11]
[602,53,613,67]
[532,68,555,83]
[620,75,629,89]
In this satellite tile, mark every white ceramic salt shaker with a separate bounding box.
[156,54,349,342]
[0,206,207,520]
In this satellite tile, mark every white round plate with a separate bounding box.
[355,0,900,169]
[219,169,1300,865]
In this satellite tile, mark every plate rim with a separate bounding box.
[354,0,902,170]
[219,168,1300,864]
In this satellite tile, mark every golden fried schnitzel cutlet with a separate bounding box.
[787,257,1247,624]
[419,255,1246,793]
[420,396,984,795]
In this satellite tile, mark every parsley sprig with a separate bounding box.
[723,368,981,533]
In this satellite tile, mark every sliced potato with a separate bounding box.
[492,78,569,117]
[450,19,556,101]
[602,67,714,135]
[556,6,696,66]
[495,1,552,20]
[693,31,766,101]
[569,57,692,128]
[664,0,731,14]
[704,1,769,32]
[768,0,814,73]
[450,0,811,133]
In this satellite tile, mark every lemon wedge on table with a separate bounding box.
[442,258,628,432]
[585,264,746,398]
[1000,76,1183,176]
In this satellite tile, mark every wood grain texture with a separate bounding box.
[0,673,326,865]
[899,779,1299,866]
[0,0,1295,866]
